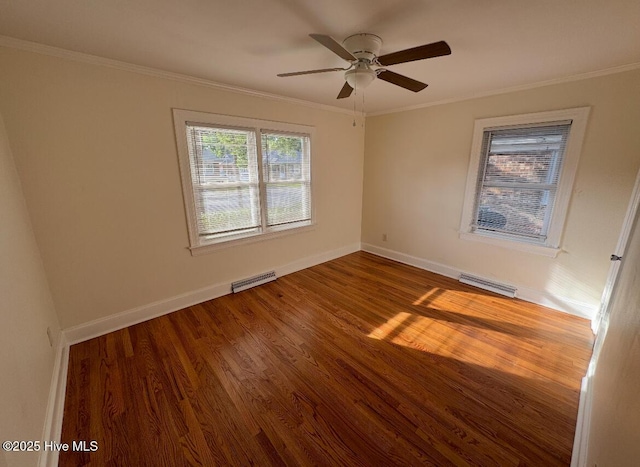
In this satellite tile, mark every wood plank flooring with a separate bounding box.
[60,251,594,466]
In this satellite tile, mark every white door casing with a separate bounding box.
[592,166,640,334]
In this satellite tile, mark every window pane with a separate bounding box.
[490,133,565,153]
[186,124,260,238]
[262,133,309,182]
[187,126,258,185]
[262,132,311,227]
[476,187,554,238]
[266,182,311,226]
[484,153,556,185]
[196,186,261,235]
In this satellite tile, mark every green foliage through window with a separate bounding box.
[263,134,302,159]
[201,129,249,168]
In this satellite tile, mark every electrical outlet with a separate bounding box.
[382,233,387,242]
[46,327,53,347]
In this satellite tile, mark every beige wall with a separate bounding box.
[587,189,640,464]
[362,69,640,312]
[0,47,365,329]
[0,112,60,466]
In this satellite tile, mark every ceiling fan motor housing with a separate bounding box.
[342,33,383,62]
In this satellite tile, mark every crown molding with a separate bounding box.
[368,61,640,117]
[2,35,639,119]
[0,35,354,116]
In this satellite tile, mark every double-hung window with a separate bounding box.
[173,110,313,254]
[460,108,590,257]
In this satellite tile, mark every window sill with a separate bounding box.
[459,231,561,258]
[189,222,315,256]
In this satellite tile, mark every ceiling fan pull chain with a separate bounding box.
[362,90,366,127]
[353,83,357,127]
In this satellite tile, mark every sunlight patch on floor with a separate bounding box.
[412,287,547,331]
[412,288,442,306]
[367,311,413,340]
[367,310,577,388]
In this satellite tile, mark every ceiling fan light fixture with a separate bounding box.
[345,66,376,90]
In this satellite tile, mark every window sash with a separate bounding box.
[264,181,312,227]
[186,124,262,240]
[261,131,312,228]
[193,185,262,236]
[471,124,570,242]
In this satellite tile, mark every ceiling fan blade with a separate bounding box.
[310,34,357,61]
[377,70,428,92]
[337,82,354,99]
[277,67,346,77]
[377,40,451,66]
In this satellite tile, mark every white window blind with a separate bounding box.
[174,110,314,252]
[186,124,261,240]
[471,123,571,242]
[261,132,312,227]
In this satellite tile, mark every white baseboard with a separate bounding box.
[64,242,361,345]
[63,280,231,345]
[39,332,69,467]
[361,243,598,320]
[571,315,610,466]
[275,242,361,277]
[571,375,593,467]
[515,285,596,320]
[362,243,461,279]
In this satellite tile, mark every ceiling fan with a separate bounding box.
[277,33,451,99]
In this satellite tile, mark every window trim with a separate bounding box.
[173,109,315,255]
[459,107,590,256]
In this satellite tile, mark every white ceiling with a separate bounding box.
[1,0,639,114]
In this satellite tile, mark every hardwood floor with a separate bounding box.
[60,251,594,466]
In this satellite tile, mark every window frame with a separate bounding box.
[173,109,315,255]
[459,107,590,257]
